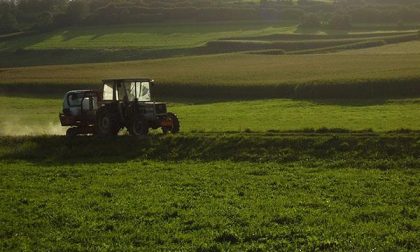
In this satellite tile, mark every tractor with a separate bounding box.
[59,78,180,137]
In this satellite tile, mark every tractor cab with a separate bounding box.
[102,79,152,102]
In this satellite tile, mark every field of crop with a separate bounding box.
[1,51,420,99]
[1,96,420,135]
[338,40,420,55]
[1,134,419,250]
[0,23,298,51]
[0,21,418,68]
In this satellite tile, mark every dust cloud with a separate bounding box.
[0,120,65,136]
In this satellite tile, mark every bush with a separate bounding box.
[32,12,54,32]
[0,12,19,34]
[328,14,352,30]
[299,14,321,29]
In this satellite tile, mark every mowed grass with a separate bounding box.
[175,99,420,132]
[337,40,420,55]
[1,53,420,86]
[1,96,419,134]
[1,159,419,251]
[0,23,297,51]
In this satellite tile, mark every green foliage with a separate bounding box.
[328,13,352,30]
[0,135,419,250]
[0,12,19,34]
[65,0,90,24]
[298,13,321,29]
[32,12,54,32]
[1,0,420,33]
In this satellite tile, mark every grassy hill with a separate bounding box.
[0,23,298,51]
[1,52,419,99]
[0,22,418,68]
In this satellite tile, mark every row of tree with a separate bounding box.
[1,0,420,34]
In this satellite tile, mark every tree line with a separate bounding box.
[1,0,420,34]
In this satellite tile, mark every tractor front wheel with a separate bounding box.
[129,116,149,136]
[66,127,79,138]
[162,112,180,134]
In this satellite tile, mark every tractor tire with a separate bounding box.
[129,116,149,136]
[162,112,180,134]
[96,111,119,136]
[66,127,79,138]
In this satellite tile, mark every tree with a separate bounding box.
[65,0,89,24]
[328,13,352,29]
[33,11,54,31]
[0,12,19,34]
[299,13,321,29]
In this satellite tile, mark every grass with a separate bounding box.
[1,20,419,251]
[0,134,419,250]
[1,52,420,99]
[0,22,298,52]
[2,160,418,251]
[337,40,420,55]
[0,22,417,68]
[2,53,419,86]
[2,22,411,52]
[1,96,419,134]
[215,32,419,53]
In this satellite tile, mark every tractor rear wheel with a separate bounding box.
[129,116,149,136]
[162,112,180,134]
[97,111,119,136]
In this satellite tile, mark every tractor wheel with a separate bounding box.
[97,111,119,136]
[162,112,180,134]
[66,127,79,138]
[129,116,149,136]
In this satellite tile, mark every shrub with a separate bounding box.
[299,13,321,29]
[0,12,19,34]
[328,13,352,30]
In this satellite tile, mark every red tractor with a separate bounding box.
[59,78,180,137]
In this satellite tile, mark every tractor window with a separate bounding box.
[117,83,126,101]
[82,97,98,111]
[103,83,113,100]
[126,82,137,101]
[68,93,84,107]
[139,82,151,101]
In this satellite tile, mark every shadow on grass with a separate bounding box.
[308,99,389,107]
[0,132,419,166]
[1,77,419,101]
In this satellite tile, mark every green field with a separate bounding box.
[1,20,420,251]
[1,51,419,99]
[1,135,419,250]
[2,160,418,251]
[1,96,419,135]
[338,40,420,55]
[3,52,420,85]
[0,23,298,51]
[2,22,412,52]
[1,53,416,85]
[0,22,418,68]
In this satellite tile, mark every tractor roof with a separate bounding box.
[65,90,97,94]
[102,78,154,83]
